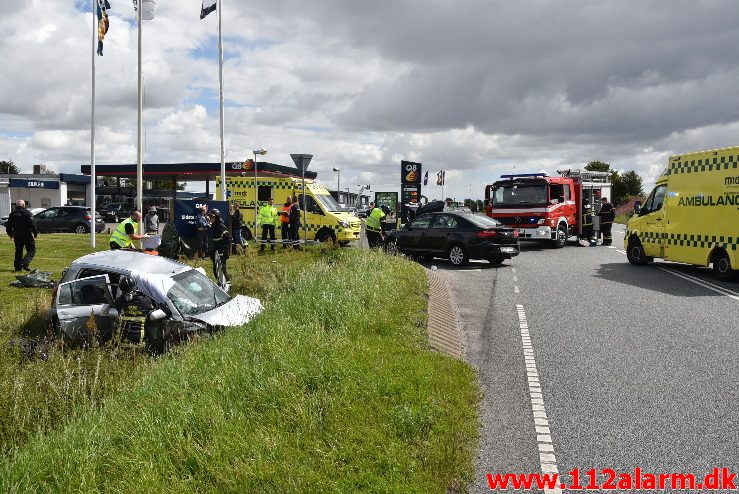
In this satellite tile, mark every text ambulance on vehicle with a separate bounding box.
[484,170,611,248]
[217,175,361,245]
[625,146,739,281]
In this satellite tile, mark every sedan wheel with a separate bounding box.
[384,240,399,255]
[487,256,505,265]
[448,244,468,266]
[74,224,88,234]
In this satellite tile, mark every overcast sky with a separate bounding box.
[2,0,739,201]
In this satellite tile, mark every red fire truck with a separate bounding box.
[484,170,611,247]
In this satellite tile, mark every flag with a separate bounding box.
[423,171,428,186]
[441,170,445,186]
[132,0,156,20]
[201,0,217,19]
[96,0,111,56]
[436,171,442,186]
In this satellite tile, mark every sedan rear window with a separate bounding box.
[166,269,230,317]
[464,215,502,228]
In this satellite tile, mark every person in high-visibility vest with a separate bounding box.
[365,202,386,249]
[280,196,292,249]
[258,197,280,251]
[110,211,146,250]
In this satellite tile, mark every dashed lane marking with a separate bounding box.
[516,305,561,494]
[514,286,520,294]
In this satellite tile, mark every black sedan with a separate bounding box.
[384,212,520,266]
[34,206,105,234]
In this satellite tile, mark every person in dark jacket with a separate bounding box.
[230,203,244,254]
[597,197,615,246]
[114,275,155,347]
[289,196,302,250]
[6,200,39,272]
[143,207,159,234]
[208,209,231,282]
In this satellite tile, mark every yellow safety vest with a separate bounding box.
[110,218,138,248]
[365,208,385,232]
[258,204,279,227]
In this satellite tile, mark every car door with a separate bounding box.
[55,275,117,343]
[427,214,462,254]
[399,215,433,253]
[34,207,59,233]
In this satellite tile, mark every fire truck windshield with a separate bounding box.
[492,184,547,206]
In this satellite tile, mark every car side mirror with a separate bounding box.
[149,309,167,321]
[634,201,642,215]
[558,196,565,203]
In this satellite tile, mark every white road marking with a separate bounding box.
[516,305,561,494]
[514,286,520,293]
[616,249,627,255]
[512,267,516,273]
[513,275,518,282]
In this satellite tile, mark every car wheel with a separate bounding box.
[384,239,399,255]
[712,249,735,282]
[487,256,505,265]
[552,224,568,248]
[74,224,89,234]
[448,244,468,266]
[626,237,652,266]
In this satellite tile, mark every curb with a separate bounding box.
[426,270,463,359]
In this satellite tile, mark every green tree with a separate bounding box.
[610,170,645,206]
[0,160,21,174]
[585,161,610,172]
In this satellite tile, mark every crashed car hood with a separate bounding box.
[190,295,263,327]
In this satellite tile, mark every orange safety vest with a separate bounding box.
[280,204,290,223]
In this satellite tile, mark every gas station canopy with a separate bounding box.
[80,161,318,181]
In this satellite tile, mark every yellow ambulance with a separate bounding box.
[216,176,361,245]
[625,146,739,280]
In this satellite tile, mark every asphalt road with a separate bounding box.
[424,226,739,493]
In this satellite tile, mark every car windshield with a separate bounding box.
[313,193,343,212]
[465,215,502,228]
[166,269,230,317]
[492,183,547,206]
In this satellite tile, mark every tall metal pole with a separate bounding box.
[218,0,226,201]
[302,165,307,244]
[336,170,340,198]
[136,0,143,234]
[90,0,97,247]
[253,151,258,236]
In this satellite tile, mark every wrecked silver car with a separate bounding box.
[49,251,262,351]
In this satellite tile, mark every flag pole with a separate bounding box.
[218,0,226,201]
[91,0,97,247]
[136,0,143,232]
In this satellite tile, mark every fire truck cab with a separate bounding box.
[484,170,611,248]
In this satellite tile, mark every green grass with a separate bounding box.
[0,234,479,493]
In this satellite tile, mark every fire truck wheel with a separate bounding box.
[552,224,568,248]
[626,238,652,266]
[448,244,468,266]
[712,249,735,282]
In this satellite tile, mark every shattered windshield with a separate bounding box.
[166,269,230,317]
[492,184,547,206]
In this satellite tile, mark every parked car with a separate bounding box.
[384,212,520,266]
[33,206,105,234]
[49,250,262,350]
[100,202,135,223]
[1,207,44,226]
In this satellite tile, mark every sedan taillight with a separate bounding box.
[478,230,498,238]
[84,215,91,220]
[513,229,519,238]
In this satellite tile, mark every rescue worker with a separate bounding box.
[110,211,146,250]
[280,196,292,249]
[597,196,615,246]
[209,209,231,281]
[6,199,38,272]
[365,202,386,249]
[580,198,596,246]
[258,197,280,251]
[230,203,244,255]
[289,196,302,250]
[114,275,155,347]
[484,200,493,218]
[195,206,210,259]
[143,206,159,234]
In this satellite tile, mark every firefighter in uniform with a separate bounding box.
[597,197,615,246]
[258,197,279,251]
[365,202,386,249]
[280,196,292,248]
[289,196,302,249]
[580,198,596,246]
[209,209,231,281]
[114,275,155,347]
[110,211,146,249]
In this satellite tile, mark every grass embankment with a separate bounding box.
[0,234,479,493]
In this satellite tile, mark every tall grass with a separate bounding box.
[0,249,479,493]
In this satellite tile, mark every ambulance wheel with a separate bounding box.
[317,229,336,245]
[712,250,735,282]
[626,238,652,266]
[448,244,468,266]
[552,224,568,248]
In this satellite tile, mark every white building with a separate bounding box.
[0,173,92,218]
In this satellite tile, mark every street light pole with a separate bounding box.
[332,167,341,203]
[252,148,267,239]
